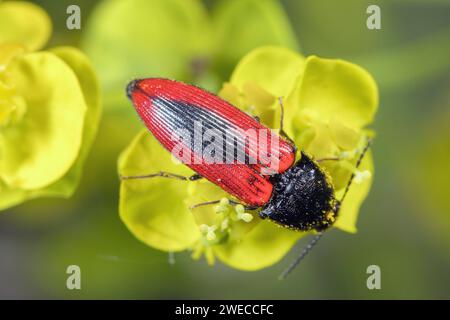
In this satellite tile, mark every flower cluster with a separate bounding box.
[0,1,100,210]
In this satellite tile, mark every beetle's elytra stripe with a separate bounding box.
[152,97,261,165]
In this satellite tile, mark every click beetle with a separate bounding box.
[123,78,371,278]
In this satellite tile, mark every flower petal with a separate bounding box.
[119,130,200,251]
[0,43,26,69]
[299,119,340,159]
[329,119,360,150]
[0,52,86,190]
[36,46,102,196]
[0,49,100,210]
[289,56,378,129]
[212,0,299,76]
[334,150,374,233]
[0,181,27,210]
[187,180,229,227]
[230,46,304,99]
[0,1,51,51]
[214,220,303,271]
[229,46,304,129]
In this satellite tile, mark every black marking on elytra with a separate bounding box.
[151,97,258,164]
[126,79,141,100]
[260,152,337,231]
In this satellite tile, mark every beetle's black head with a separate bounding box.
[260,152,338,231]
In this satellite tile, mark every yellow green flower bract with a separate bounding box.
[0,1,51,52]
[119,46,378,270]
[0,1,101,210]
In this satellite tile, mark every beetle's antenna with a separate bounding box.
[340,138,373,204]
[277,97,296,147]
[278,97,285,133]
[278,232,324,280]
[278,138,373,280]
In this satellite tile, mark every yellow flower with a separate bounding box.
[0,1,101,210]
[119,46,378,271]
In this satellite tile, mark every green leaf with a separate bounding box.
[119,130,200,251]
[212,0,299,76]
[0,1,51,51]
[83,0,211,109]
[214,220,302,271]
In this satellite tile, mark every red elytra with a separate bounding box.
[127,78,296,207]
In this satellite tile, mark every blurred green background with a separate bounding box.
[1,0,450,299]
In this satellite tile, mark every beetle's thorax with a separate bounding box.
[260,152,338,231]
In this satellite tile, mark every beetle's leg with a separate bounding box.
[120,171,202,181]
[317,139,373,203]
[253,115,260,123]
[188,173,203,181]
[189,200,221,210]
[189,199,258,211]
[244,205,260,211]
[277,97,296,147]
[316,142,373,163]
[316,157,341,163]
